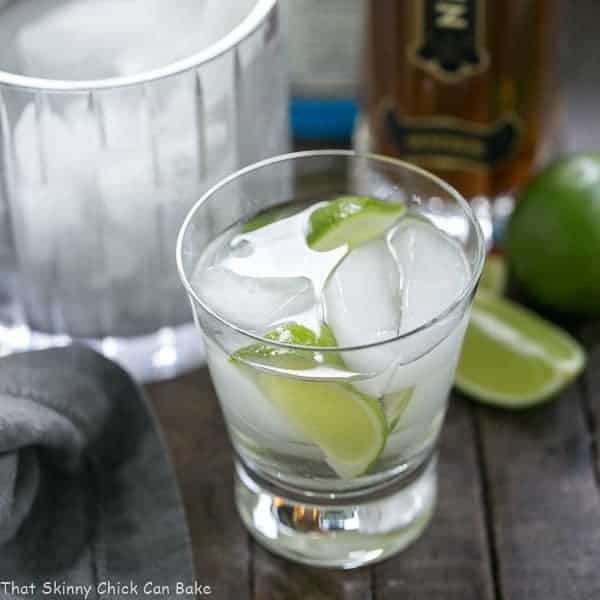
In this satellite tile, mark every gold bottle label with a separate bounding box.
[409,0,489,83]
[383,111,521,171]
[386,0,521,171]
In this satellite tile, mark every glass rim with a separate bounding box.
[0,0,276,92]
[176,149,485,353]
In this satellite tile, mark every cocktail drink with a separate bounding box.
[177,151,484,568]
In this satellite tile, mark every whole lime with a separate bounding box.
[506,153,600,316]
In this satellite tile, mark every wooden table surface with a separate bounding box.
[146,3,600,597]
[146,320,600,600]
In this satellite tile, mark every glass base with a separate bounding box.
[235,455,437,569]
[0,320,204,383]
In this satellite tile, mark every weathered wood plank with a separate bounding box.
[147,369,252,600]
[253,545,372,600]
[376,398,495,600]
[580,322,600,484]
[476,379,600,600]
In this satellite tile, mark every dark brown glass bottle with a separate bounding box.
[360,0,563,198]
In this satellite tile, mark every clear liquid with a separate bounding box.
[195,202,471,491]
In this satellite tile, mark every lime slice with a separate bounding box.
[257,375,387,478]
[232,322,343,370]
[307,195,406,251]
[479,254,507,296]
[507,153,600,316]
[265,322,329,346]
[233,322,387,477]
[383,387,414,432]
[456,291,586,408]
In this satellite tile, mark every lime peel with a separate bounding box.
[257,374,387,478]
[307,195,406,251]
[232,321,387,477]
[231,323,344,370]
[383,387,414,432]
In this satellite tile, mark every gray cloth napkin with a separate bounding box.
[0,346,194,599]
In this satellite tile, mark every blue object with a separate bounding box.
[290,98,358,140]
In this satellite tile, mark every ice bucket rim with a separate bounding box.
[0,0,277,92]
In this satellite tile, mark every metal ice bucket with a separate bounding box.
[0,0,288,380]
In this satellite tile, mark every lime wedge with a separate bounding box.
[257,375,387,478]
[479,254,507,296]
[383,387,414,432]
[456,291,586,408]
[307,195,406,251]
[232,322,343,370]
[265,322,330,346]
[233,322,387,477]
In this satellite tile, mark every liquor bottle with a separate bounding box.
[359,0,563,198]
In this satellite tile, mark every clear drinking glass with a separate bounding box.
[0,0,288,382]
[177,150,484,568]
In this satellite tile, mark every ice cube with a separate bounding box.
[205,336,308,444]
[390,217,470,334]
[115,0,258,75]
[325,239,402,342]
[12,0,149,80]
[324,239,401,374]
[324,219,471,397]
[193,266,319,333]
[382,312,469,457]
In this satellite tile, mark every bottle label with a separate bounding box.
[383,112,520,169]
[409,0,489,82]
